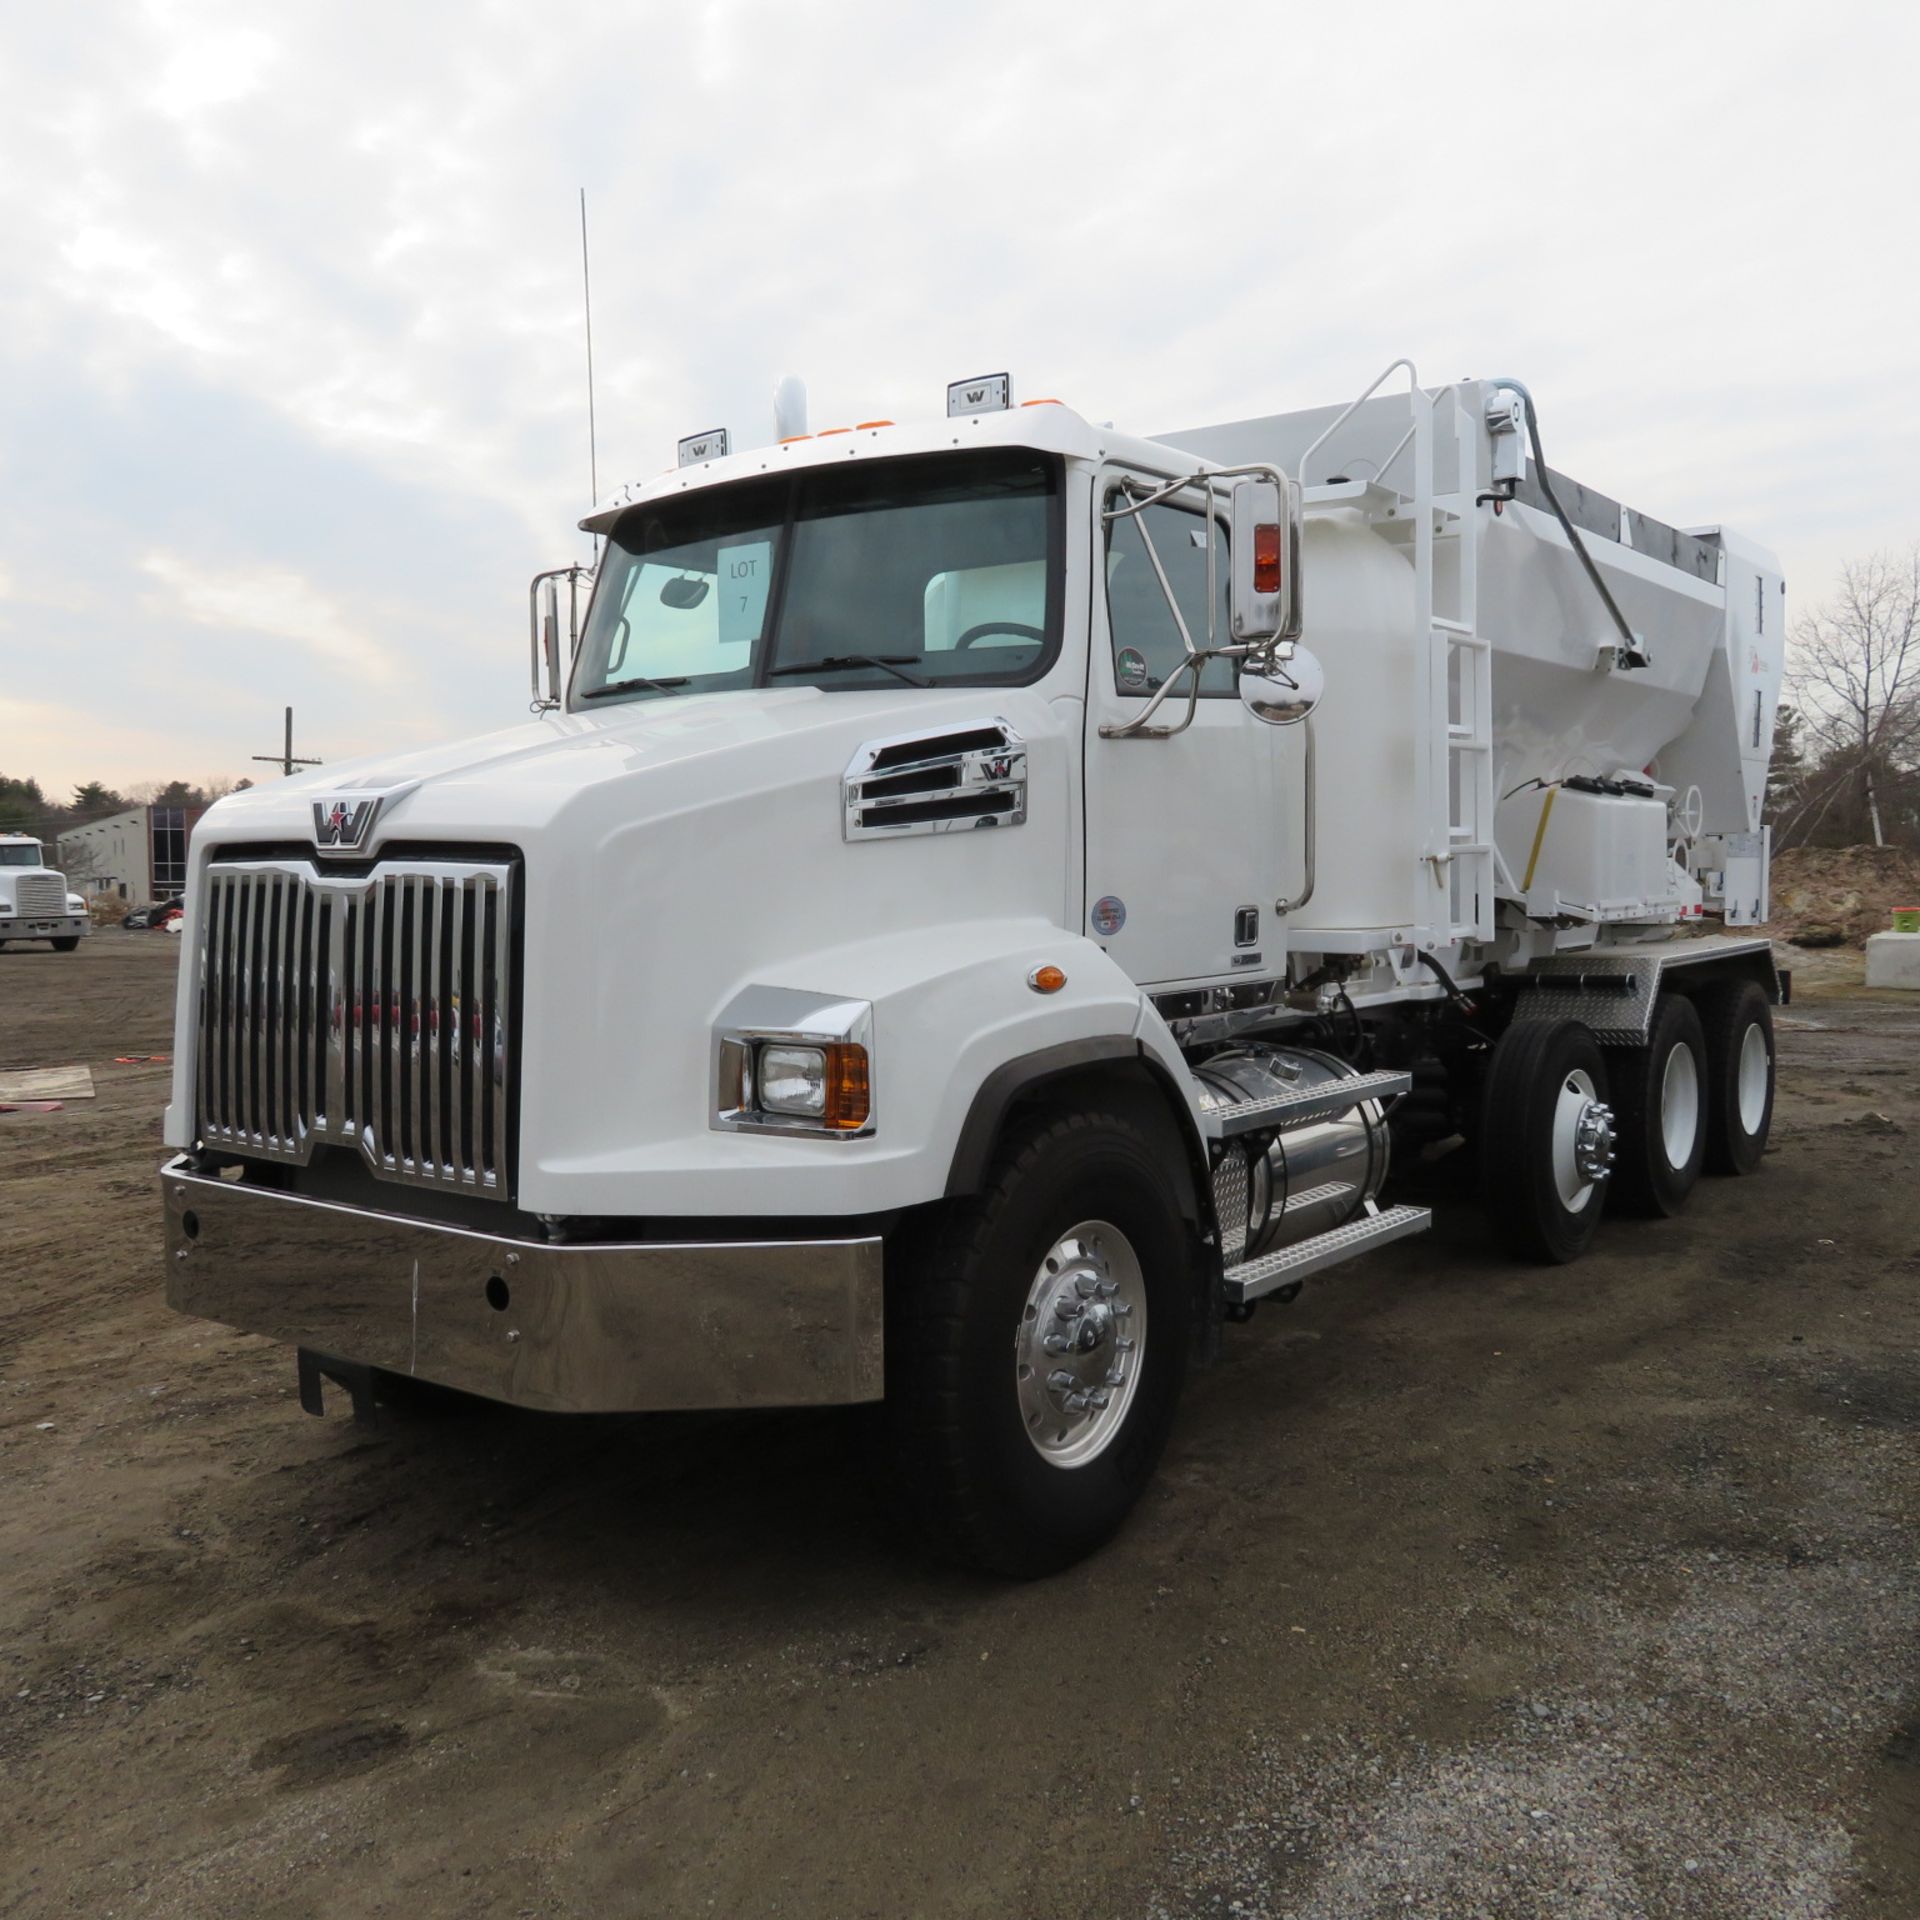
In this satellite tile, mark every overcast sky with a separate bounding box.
[2,0,1914,798]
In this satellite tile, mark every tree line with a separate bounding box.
[0,776,253,845]
[1770,546,1920,851]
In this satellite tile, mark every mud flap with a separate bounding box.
[297,1348,379,1424]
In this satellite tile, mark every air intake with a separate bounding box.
[842,720,1027,842]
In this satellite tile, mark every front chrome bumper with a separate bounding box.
[161,1157,884,1412]
[2,914,86,939]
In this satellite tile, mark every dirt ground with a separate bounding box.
[1764,844,1920,950]
[2,936,1916,1920]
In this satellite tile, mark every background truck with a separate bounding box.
[161,360,1786,1575]
[0,835,90,951]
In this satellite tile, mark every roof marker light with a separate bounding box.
[817,426,851,436]
[1020,397,1063,407]
[857,419,893,430]
[947,373,1011,417]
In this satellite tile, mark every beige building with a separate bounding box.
[57,804,203,902]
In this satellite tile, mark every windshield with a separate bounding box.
[572,449,1062,706]
[0,843,43,867]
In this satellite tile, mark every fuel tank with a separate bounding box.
[1193,1044,1391,1260]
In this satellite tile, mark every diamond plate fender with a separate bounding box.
[1507,936,1780,1046]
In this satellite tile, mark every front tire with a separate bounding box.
[1700,977,1775,1175]
[880,1108,1194,1577]
[1480,1018,1614,1265]
[1609,993,1708,1216]
[52,937,81,953]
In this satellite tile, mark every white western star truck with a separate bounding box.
[162,363,1786,1574]
[0,834,90,951]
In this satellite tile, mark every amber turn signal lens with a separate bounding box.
[822,1043,871,1130]
[1027,964,1067,995]
[1251,522,1282,595]
[1253,522,1283,595]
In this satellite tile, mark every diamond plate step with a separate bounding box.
[1222,1203,1431,1305]
[1203,1069,1411,1140]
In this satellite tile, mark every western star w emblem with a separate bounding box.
[312,796,381,853]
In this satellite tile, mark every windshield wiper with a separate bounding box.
[769,653,928,688]
[581,673,690,700]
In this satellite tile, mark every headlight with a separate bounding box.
[67,895,85,914]
[712,992,874,1137]
[759,1044,828,1116]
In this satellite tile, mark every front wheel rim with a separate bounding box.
[1659,1040,1702,1170]
[1014,1219,1148,1469]
[1737,1021,1770,1135]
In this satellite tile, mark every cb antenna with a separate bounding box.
[580,187,600,560]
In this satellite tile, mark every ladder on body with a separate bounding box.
[1299,366,1496,949]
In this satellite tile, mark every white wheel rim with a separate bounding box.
[1659,1040,1701,1170]
[1550,1069,1603,1212]
[1014,1219,1147,1469]
[1737,1020,1770,1135]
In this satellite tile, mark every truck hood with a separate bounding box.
[194,684,1048,851]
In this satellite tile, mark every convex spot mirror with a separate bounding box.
[659,574,711,610]
[1239,644,1322,727]
[1228,474,1303,644]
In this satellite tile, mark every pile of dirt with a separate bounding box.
[1765,843,1920,948]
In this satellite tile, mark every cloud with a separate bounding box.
[1,0,1917,791]
[138,548,402,686]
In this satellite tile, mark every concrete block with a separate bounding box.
[1865,931,1920,990]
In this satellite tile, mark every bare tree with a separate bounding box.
[1782,546,1920,847]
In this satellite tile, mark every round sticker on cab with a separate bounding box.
[1091,895,1126,937]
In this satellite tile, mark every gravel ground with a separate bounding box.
[1,936,1915,1918]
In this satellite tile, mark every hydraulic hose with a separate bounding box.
[1487,378,1642,668]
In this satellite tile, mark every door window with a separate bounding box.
[1104,497,1235,698]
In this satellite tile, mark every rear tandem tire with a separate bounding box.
[1480,1018,1613,1266]
[1608,992,1708,1217]
[1699,977,1775,1176]
[878,1107,1195,1578]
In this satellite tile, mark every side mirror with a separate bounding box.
[1228,473,1303,645]
[528,564,590,710]
[1239,644,1323,727]
[541,581,563,700]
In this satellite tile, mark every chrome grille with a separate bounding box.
[194,857,516,1198]
[14,875,65,916]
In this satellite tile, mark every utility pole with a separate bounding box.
[251,707,323,779]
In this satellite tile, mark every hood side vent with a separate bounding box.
[843,720,1027,842]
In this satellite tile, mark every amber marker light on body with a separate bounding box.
[1027,965,1067,994]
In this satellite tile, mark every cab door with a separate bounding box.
[1082,469,1286,989]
